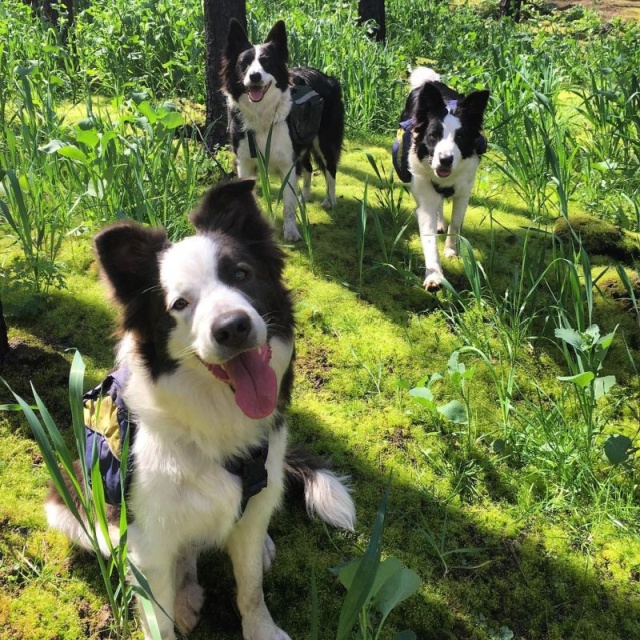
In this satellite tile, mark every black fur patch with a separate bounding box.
[94,223,177,381]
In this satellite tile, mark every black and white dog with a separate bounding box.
[397,67,489,291]
[221,19,344,242]
[45,179,355,640]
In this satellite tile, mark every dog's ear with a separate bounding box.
[459,90,490,131]
[415,82,445,121]
[94,222,168,307]
[190,178,268,239]
[225,18,252,59]
[264,20,288,60]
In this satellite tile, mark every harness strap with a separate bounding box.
[247,130,258,159]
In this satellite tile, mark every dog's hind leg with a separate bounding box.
[436,201,446,234]
[278,163,302,243]
[300,154,313,203]
[174,544,205,635]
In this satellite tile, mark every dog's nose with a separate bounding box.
[249,71,262,84]
[439,154,454,168]
[212,312,252,348]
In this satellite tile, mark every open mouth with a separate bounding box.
[435,167,452,178]
[247,82,272,103]
[201,343,277,420]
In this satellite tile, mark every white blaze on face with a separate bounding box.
[432,113,462,172]
[159,236,266,366]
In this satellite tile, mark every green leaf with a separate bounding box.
[159,111,183,130]
[38,139,66,154]
[554,327,583,350]
[57,145,89,163]
[437,400,467,424]
[593,375,616,401]
[373,562,421,617]
[557,371,594,388]
[604,434,633,465]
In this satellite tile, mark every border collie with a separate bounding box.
[399,67,489,291]
[221,19,344,243]
[45,179,355,640]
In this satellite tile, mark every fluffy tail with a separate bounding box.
[44,461,120,557]
[285,447,356,531]
[410,66,440,90]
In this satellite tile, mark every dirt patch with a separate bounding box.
[549,0,640,21]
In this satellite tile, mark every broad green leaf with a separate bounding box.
[75,127,100,150]
[593,375,616,401]
[604,434,633,465]
[159,111,183,130]
[373,563,421,617]
[38,139,66,154]
[57,145,89,163]
[437,400,467,424]
[409,386,434,402]
[554,327,583,350]
[557,371,594,388]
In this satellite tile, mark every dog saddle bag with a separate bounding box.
[392,118,414,184]
[84,367,134,506]
[288,83,324,146]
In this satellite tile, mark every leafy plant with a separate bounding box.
[331,480,420,640]
[1,352,162,639]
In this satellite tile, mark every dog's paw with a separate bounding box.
[283,223,302,243]
[174,581,205,634]
[321,197,335,210]
[262,534,276,572]
[424,271,444,292]
[243,618,292,640]
[443,246,459,259]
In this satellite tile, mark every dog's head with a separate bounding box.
[413,82,490,178]
[221,19,290,106]
[94,179,293,419]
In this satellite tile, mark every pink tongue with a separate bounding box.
[249,87,264,102]
[224,347,277,419]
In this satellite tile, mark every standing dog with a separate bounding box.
[221,19,344,242]
[45,179,355,640]
[396,67,489,291]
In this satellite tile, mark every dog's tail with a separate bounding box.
[410,66,440,90]
[44,461,120,557]
[285,447,355,531]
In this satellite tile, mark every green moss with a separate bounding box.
[554,213,640,263]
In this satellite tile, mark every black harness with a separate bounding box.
[84,369,269,516]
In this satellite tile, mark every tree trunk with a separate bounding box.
[203,0,247,151]
[0,297,9,365]
[357,0,386,43]
[499,0,522,21]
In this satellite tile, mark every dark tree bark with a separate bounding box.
[358,0,386,43]
[0,297,9,365]
[203,0,247,150]
[499,0,523,21]
[24,0,74,44]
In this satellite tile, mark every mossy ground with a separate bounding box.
[1,138,639,639]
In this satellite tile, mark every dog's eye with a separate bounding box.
[234,267,250,281]
[171,298,189,311]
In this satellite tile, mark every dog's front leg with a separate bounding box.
[444,185,472,259]
[414,179,445,291]
[279,163,302,243]
[128,524,179,640]
[226,510,290,640]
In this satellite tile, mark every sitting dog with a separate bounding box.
[45,179,355,640]
[394,67,489,291]
[221,19,344,242]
